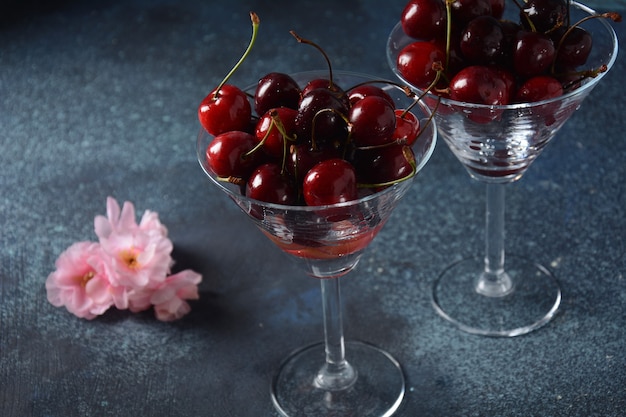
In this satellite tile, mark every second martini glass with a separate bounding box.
[197,71,437,415]
[387,2,619,336]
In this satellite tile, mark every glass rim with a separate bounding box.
[196,70,438,213]
[386,0,620,111]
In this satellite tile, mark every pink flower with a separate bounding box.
[45,241,115,320]
[46,197,202,321]
[95,197,174,290]
[150,270,202,322]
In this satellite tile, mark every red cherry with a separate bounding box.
[513,31,556,77]
[246,163,297,205]
[205,131,262,178]
[303,159,358,206]
[449,66,511,123]
[287,144,341,181]
[553,26,593,69]
[401,0,447,40]
[349,96,397,147]
[295,87,350,147]
[198,84,252,136]
[397,41,446,89]
[449,65,511,105]
[347,84,395,108]
[255,107,298,158]
[254,72,301,116]
[392,109,421,146]
[514,75,563,103]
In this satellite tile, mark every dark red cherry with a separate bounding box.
[450,0,492,26]
[198,84,251,136]
[349,96,397,147]
[520,0,568,34]
[287,143,341,181]
[449,66,511,123]
[449,65,511,105]
[460,15,505,65]
[397,41,446,89]
[255,107,298,159]
[295,88,349,147]
[254,72,301,116]
[553,26,593,69]
[401,0,447,40]
[303,159,358,206]
[352,145,416,185]
[246,163,298,205]
[206,131,262,178]
[513,31,556,77]
[301,78,347,103]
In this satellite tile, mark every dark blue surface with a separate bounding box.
[1,1,625,416]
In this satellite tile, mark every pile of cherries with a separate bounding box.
[199,16,427,207]
[396,0,620,106]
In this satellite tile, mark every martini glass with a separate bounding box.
[387,2,618,337]
[197,71,437,416]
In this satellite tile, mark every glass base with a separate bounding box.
[432,255,561,337]
[271,341,405,417]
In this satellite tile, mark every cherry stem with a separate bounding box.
[213,12,260,99]
[445,0,454,71]
[216,176,246,186]
[290,31,334,89]
[560,64,608,90]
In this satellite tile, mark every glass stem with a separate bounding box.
[476,183,513,297]
[314,278,357,391]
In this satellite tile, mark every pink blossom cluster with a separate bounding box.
[45,197,202,321]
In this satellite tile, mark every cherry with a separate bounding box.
[515,75,563,103]
[449,65,511,105]
[515,75,564,127]
[303,159,358,206]
[254,72,301,116]
[246,163,298,205]
[460,15,506,65]
[198,85,252,136]
[255,107,298,159]
[287,143,341,182]
[513,30,556,77]
[349,96,397,147]
[553,26,593,69]
[450,0,492,27]
[295,87,349,148]
[392,109,421,146]
[198,12,259,136]
[401,0,447,40]
[347,84,395,108]
[301,78,347,102]
[520,0,568,34]
[397,41,446,89]
[206,130,263,178]
[449,66,511,123]
[352,145,416,186]
[512,75,564,129]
